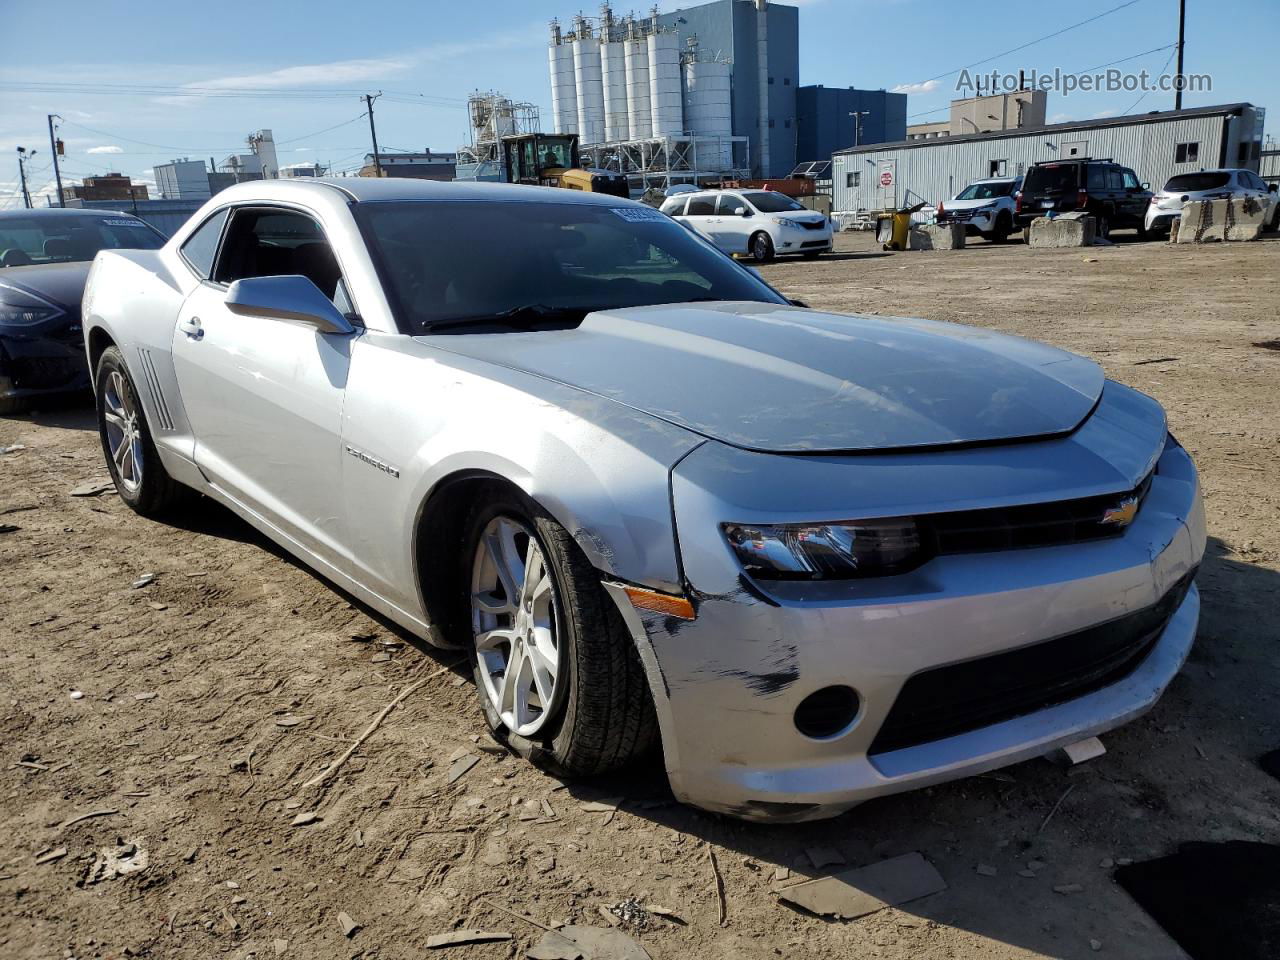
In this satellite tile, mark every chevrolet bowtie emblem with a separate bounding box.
[1101,495,1140,527]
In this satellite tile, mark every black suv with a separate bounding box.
[1015,158,1153,238]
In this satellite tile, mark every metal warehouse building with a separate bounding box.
[833,102,1266,214]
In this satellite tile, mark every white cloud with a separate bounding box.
[186,56,411,91]
[1090,109,1117,120]
[87,145,124,154]
[891,79,940,95]
[1049,112,1074,123]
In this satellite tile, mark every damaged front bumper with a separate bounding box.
[608,387,1206,822]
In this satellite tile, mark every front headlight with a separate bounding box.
[722,518,925,580]
[0,283,64,327]
[776,217,806,229]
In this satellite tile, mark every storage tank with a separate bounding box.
[685,57,733,170]
[647,31,682,137]
[573,22,606,146]
[548,25,578,134]
[601,39,629,142]
[623,30,652,139]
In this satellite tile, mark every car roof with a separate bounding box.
[0,207,145,222]
[209,176,635,207]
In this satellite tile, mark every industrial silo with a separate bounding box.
[601,40,629,141]
[685,55,733,170]
[573,20,606,146]
[623,26,652,139]
[647,30,683,138]
[547,22,578,134]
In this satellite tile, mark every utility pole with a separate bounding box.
[16,147,35,209]
[849,111,870,149]
[1174,0,1186,111]
[364,93,383,177]
[47,114,65,207]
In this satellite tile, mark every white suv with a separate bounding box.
[936,177,1022,243]
[661,189,833,262]
[1145,168,1280,236]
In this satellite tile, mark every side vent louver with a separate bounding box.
[136,348,174,431]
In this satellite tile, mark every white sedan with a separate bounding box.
[82,177,1204,821]
[661,188,833,262]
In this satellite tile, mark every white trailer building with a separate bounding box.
[833,102,1266,215]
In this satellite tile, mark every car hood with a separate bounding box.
[0,260,91,311]
[425,302,1105,453]
[945,198,1004,211]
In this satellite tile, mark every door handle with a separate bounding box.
[180,316,204,341]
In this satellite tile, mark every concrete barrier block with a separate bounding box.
[909,223,966,251]
[1177,200,1228,242]
[1027,216,1096,248]
[1227,196,1267,241]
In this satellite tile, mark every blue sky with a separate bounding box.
[1,0,1274,206]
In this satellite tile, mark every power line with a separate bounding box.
[905,41,1178,121]
[1121,46,1179,116]
[276,113,368,145]
[910,0,1147,88]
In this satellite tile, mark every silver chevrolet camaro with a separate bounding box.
[82,178,1205,821]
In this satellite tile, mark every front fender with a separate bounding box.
[339,333,703,621]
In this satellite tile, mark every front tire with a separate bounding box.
[990,212,1013,243]
[463,490,657,777]
[749,232,775,263]
[94,346,186,518]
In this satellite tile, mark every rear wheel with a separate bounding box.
[463,490,656,776]
[0,395,30,415]
[95,346,187,518]
[749,232,775,263]
[1096,215,1112,240]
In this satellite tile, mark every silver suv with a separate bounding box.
[1146,169,1280,236]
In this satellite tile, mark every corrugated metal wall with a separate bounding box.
[833,114,1229,212]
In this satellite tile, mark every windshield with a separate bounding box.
[1164,172,1231,192]
[955,181,1015,200]
[355,200,787,333]
[1023,164,1081,194]
[0,214,165,268]
[743,191,805,213]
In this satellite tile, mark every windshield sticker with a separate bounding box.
[611,206,668,224]
[102,219,147,227]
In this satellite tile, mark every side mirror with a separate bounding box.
[224,275,355,335]
[1142,182,1151,190]
[1270,183,1278,194]
[735,206,750,217]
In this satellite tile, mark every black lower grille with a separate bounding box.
[868,569,1197,755]
[800,240,830,249]
[926,474,1153,555]
[800,220,827,230]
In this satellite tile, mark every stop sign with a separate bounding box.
[880,170,894,188]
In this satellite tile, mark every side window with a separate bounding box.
[1175,141,1199,164]
[1107,168,1124,190]
[179,209,229,279]
[213,208,345,304]
[1122,169,1140,190]
[1087,166,1107,191]
[686,196,716,216]
[659,196,687,216]
[716,194,745,215]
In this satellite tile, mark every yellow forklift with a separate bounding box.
[500,133,629,198]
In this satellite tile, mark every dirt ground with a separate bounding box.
[2,230,1278,960]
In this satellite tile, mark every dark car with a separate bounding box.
[0,208,166,413]
[1015,158,1153,239]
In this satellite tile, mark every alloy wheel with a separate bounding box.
[102,370,143,494]
[470,516,562,737]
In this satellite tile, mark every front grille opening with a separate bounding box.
[925,473,1153,556]
[869,569,1197,755]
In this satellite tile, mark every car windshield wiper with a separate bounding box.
[425,303,594,333]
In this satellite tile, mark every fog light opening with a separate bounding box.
[794,685,861,740]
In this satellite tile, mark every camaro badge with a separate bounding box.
[345,445,400,479]
[1101,496,1139,527]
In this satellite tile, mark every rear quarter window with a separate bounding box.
[1025,165,1080,193]
[685,196,716,216]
